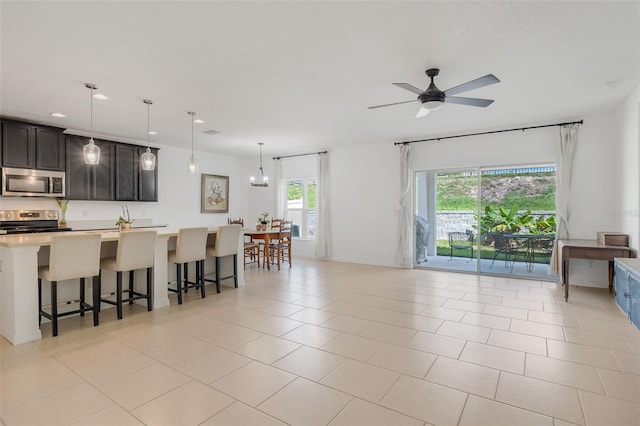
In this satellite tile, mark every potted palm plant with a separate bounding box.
[55,199,69,228]
[115,204,134,231]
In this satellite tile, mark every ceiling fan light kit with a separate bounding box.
[369,68,500,118]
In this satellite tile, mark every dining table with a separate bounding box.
[244,228,282,270]
[503,233,555,273]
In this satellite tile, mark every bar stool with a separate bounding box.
[168,227,208,304]
[38,233,102,337]
[205,225,243,292]
[99,229,157,319]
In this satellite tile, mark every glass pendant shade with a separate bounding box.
[141,99,156,171]
[187,154,198,174]
[141,147,156,170]
[83,138,100,165]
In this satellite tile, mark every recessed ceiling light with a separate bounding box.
[203,129,220,135]
[92,93,109,100]
[50,112,66,118]
[148,131,158,135]
[192,118,204,124]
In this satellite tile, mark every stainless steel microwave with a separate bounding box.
[1,167,65,197]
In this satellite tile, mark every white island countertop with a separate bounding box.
[0,226,244,345]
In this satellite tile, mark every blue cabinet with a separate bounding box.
[614,259,640,330]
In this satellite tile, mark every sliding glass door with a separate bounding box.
[415,165,556,279]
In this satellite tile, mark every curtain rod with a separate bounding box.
[394,119,584,146]
[273,150,328,160]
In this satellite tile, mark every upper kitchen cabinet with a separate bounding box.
[138,147,159,202]
[1,119,65,171]
[115,144,138,201]
[65,135,114,200]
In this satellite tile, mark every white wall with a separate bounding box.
[328,142,400,266]
[320,109,632,285]
[616,86,640,250]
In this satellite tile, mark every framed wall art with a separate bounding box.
[201,174,229,213]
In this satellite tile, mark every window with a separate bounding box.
[284,177,316,239]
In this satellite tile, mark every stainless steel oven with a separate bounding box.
[1,167,65,197]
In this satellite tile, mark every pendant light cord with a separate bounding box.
[147,102,150,148]
[90,86,93,140]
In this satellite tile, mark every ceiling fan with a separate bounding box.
[369,68,500,118]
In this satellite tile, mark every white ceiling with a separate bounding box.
[1,1,638,159]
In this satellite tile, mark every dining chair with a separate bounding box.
[99,229,157,319]
[38,233,102,337]
[168,227,208,304]
[265,220,292,270]
[228,217,244,226]
[205,225,244,291]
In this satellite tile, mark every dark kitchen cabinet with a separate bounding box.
[65,135,114,200]
[138,147,159,202]
[115,144,138,201]
[1,120,65,171]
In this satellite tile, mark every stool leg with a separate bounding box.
[79,277,86,317]
[116,271,123,320]
[38,278,42,326]
[146,267,153,311]
[215,257,221,294]
[176,264,183,305]
[92,275,100,326]
[129,270,134,305]
[199,260,206,298]
[233,254,238,288]
[98,269,102,313]
[184,263,189,292]
[51,281,58,337]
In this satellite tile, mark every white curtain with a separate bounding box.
[549,124,579,276]
[315,152,331,258]
[395,144,413,267]
[274,159,284,219]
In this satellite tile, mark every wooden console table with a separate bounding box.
[558,239,634,302]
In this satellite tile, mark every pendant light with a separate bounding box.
[140,99,156,171]
[250,142,269,187]
[187,111,198,174]
[83,83,101,165]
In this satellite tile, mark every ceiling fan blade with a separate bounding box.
[392,82,424,95]
[445,96,494,107]
[443,74,500,96]
[368,99,416,109]
[415,107,430,118]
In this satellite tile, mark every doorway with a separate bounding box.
[415,165,556,279]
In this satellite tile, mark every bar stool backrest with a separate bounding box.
[214,225,244,257]
[48,233,102,281]
[174,227,208,263]
[114,230,157,271]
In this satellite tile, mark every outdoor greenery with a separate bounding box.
[436,172,556,211]
[287,180,316,208]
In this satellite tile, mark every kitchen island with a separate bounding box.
[0,228,244,345]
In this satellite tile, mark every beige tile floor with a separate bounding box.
[2,258,640,426]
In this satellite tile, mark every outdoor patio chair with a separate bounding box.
[448,231,474,261]
[489,232,515,269]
